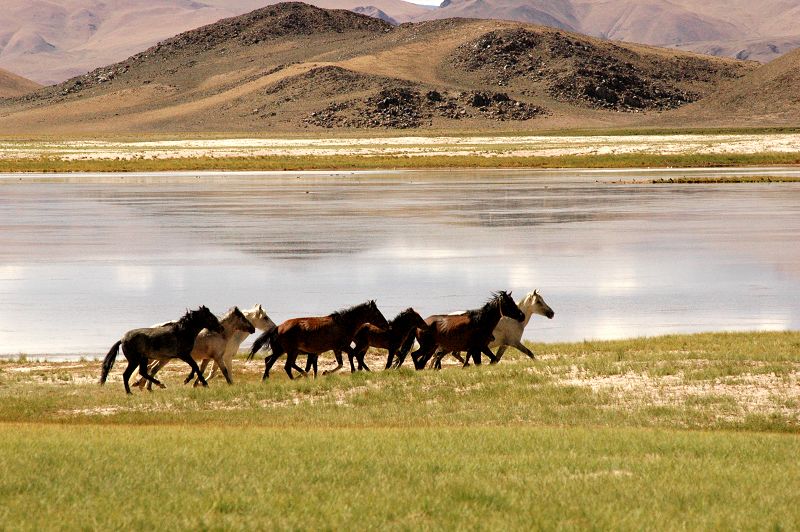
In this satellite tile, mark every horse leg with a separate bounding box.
[512,341,536,360]
[348,350,357,373]
[263,354,279,380]
[186,359,207,385]
[393,334,416,369]
[469,348,482,366]
[138,359,166,390]
[180,353,207,387]
[218,359,233,385]
[481,346,498,365]
[122,358,137,395]
[495,345,509,362]
[411,344,435,371]
[144,359,166,391]
[323,351,344,375]
[285,351,306,380]
[192,359,212,387]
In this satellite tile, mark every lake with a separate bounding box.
[1,168,799,357]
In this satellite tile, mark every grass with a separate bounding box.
[1,151,800,173]
[649,176,800,183]
[0,331,799,529]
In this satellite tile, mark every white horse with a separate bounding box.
[136,304,275,387]
[206,304,275,380]
[430,290,554,368]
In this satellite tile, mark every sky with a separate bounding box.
[406,0,442,5]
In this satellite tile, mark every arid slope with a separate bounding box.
[0,68,41,98]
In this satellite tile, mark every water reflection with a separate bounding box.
[1,169,799,356]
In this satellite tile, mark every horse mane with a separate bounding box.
[173,306,210,333]
[389,307,416,326]
[330,301,373,324]
[466,291,508,324]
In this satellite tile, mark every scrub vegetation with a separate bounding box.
[1,331,798,529]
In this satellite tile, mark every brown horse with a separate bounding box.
[351,307,429,371]
[399,291,525,370]
[249,300,389,379]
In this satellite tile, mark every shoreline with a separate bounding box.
[0,132,799,172]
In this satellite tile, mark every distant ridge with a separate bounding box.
[0,68,41,98]
[0,3,758,134]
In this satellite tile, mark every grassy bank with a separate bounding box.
[1,331,798,529]
[2,152,800,173]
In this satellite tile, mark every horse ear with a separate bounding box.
[533,289,538,296]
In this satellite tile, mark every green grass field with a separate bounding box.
[1,331,799,529]
[2,151,800,173]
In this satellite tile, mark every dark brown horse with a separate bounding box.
[398,291,525,370]
[351,307,429,371]
[99,306,223,394]
[249,300,389,379]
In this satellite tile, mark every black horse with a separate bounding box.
[351,307,429,371]
[394,291,525,370]
[100,306,223,394]
[249,300,389,379]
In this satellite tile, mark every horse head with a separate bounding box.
[497,291,525,322]
[244,304,276,332]
[528,289,555,319]
[395,307,428,331]
[193,305,224,334]
[366,300,390,329]
[230,306,256,334]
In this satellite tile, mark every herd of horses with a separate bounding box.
[99,290,554,394]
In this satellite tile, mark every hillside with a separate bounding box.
[670,48,800,126]
[0,0,430,85]
[417,0,800,63]
[0,3,756,135]
[0,68,41,98]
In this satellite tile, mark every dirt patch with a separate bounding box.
[558,366,800,422]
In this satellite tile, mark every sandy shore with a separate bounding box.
[1,133,799,160]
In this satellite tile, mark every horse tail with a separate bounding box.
[248,327,277,361]
[99,340,121,385]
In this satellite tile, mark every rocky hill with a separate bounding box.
[670,47,800,126]
[416,0,800,63]
[0,3,758,134]
[0,0,429,85]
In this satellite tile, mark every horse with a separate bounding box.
[99,306,223,394]
[249,300,389,380]
[397,291,525,370]
[430,290,555,369]
[350,308,429,371]
[138,307,256,389]
[133,304,274,389]
[206,304,275,381]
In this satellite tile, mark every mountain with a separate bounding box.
[415,0,800,63]
[0,68,41,98]
[0,3,754,134]
[672,47,800,126]
[0,0,430,85]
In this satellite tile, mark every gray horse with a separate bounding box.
[99,306,223,394]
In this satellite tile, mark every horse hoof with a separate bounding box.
[158,383,167,389]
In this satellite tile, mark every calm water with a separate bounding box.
[1,168,799,357]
